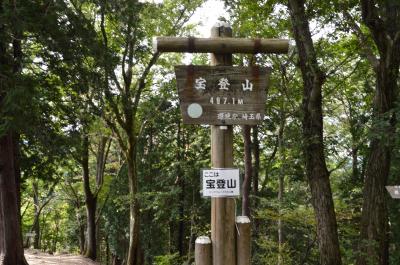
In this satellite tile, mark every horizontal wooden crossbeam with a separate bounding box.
[153,37,290,54]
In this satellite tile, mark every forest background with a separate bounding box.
[0,0,399,265]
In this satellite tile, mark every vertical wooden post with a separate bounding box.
[195,236,212,265]
[210,22,236,265]
[236,216,251,265]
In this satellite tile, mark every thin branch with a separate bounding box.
[342,10,379,69]
[102,114,128,153]
[131,52,160,117]
[300,233,317,265]
[95,191,110,225]
[260,136,279,193]
[21,200,32,219]
[328,157,348,176]
[137,99,167,140]
[100,1,125,128]
[326,53,357,78]
[64,181,82,207]
[95,136,112,197]
[324,59,362,97]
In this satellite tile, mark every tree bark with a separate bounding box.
[0,1,27,263]
[0,133,28,265]
[288,1,342,264]
[177,121,185,256]
[242,125,252,217]
[356,1,400,264]
[126,145,141,265]
[112,254,122,265]
[81,133,97,260]
[32,180,41,249]
[78,215,85,254]
[13,133,23,233]
[252,126,259,196]
[277,110,285,265]
[252,126,260,233]
[105,236,110,265]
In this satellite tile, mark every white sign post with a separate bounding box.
[25,232,36,238]
[386,186,400,199]
[202,168,240,197]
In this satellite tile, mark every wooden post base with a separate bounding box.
[236,216,251,265]
[195,236,212,265]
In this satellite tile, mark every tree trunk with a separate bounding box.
[78,215,85,254]
[112,254,122,265]
[242,125,252,217]
[252,126,259,196]
[357,141,390,265]
[277,111,285,265]
[177,183,185,256]
[39,214,45,252]
[0,1,27,262]
[52,215,60,253]
[82,133,97,260]
[0,133,28,265]
[126,148,141,265]
[351,146,360,181]
[13,133,23,234]
[252,126,260,233]
[177,121,185,257]
[144,128,154,265]
[105,236,110,265]
[32,180,41,249]
[186,191,196,265]
[85,195,97,260]
[355,1,400,264]
[288,1,342,264]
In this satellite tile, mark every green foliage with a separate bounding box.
[7,0,400,264]
[102,163,130,259]
[153,252,180,265]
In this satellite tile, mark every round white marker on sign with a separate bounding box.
[187,103,203,118]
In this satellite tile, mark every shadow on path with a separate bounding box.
[24,249,100,265]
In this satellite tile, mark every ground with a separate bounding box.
[23,249,101,265]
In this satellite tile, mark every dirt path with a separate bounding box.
[24,249,101,265]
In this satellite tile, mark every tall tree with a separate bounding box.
[79,127,110,260]
[347,1,400,264]
[0,0,28,264]
[80,128,97,260]
[96,1,202,264]
[287,1,343,264]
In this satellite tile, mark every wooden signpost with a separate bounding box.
[155,21,289,265]
[175,65,270,125]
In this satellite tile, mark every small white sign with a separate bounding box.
[386,186,400,199]
[187,103,203,118]
[202,168,240,197]
[25,232,36,237]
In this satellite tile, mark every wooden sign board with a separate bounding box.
[386,186,400,199]
[175,65,270,125]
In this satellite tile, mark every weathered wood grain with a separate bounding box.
[175,65,270,125]
[210,23,236,265]
[154,37,289,54]
[195,237,212,265]
[236,216,251,265]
